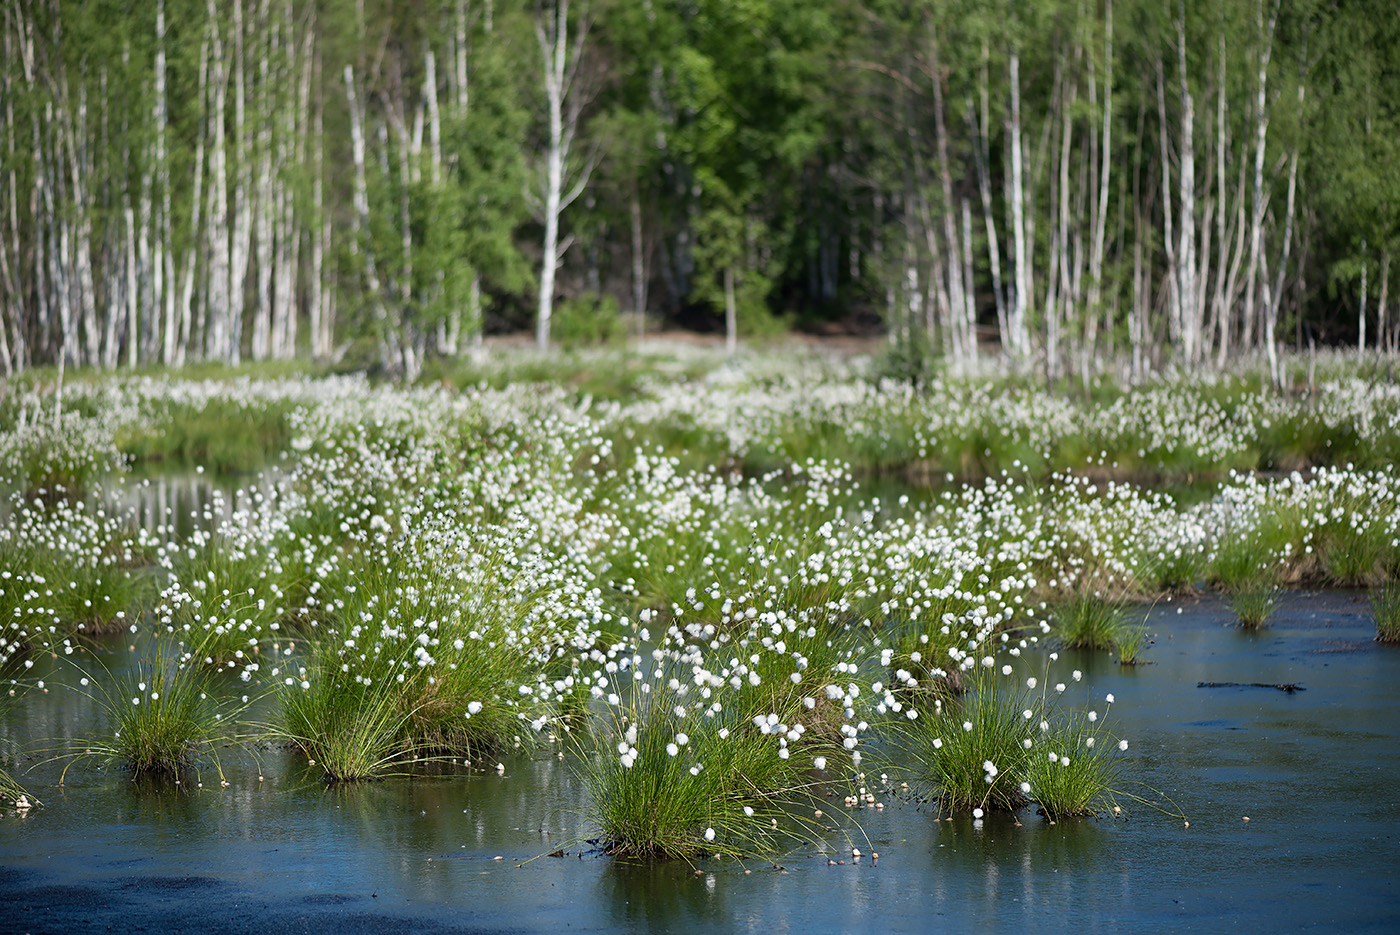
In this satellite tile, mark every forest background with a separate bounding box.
[1,0,1396,381]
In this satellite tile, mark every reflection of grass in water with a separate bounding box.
[118,397,293,474]
[1,690,31,806]
[1372,584,1400,644]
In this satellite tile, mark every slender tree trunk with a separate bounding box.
[1176,7,1199,362]
[533,0,593,351]
[227,0,249,364]
[1008,50,1029,364]
[1213,33,1231,365]
[207,1,229,363]
[345,64,392,371]
[631,185,647,338]
[724,264,737,356]
[968,72,1006,341]
[961,198,977,361]
[1359,241,1368,352]
[1243,0,1277,355]
[178,34,210,368]
[1086,0,1113,384]
[928,22,964,361]
[252,0,274,361]
[1378,251,1391,354]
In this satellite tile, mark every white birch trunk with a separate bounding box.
[1176,10,1199,362]
[1155,58,1179,353]
[724,265,737,356]
[1243,0,1276,354]
[959,200,977,360]
[1213,34,1231,364]
[928,26,964,361]
[227,0,249,364]
[345,64,389,367]
[1086,0,1112,382]
[207,1,229,362]
[631,186,646,338]
[1008,51,1029,363]
[533,0,594,351]
[1359,241,1368,352]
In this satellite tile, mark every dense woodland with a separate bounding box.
[0,0,1396,379]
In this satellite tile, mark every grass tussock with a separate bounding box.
[1115,623,1152,665]
[1372,584,1400,644]
[902,666,1127,820]
[274,537,551,781]
[62,640,241,777]
[1,690,32,808]
[581,681,828,860]
[1052,596,1126,651]
[1231,586,1280,629]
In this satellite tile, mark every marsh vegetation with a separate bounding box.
[3,349,1399,859]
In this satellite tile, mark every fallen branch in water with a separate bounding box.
[1197,681,1305,694]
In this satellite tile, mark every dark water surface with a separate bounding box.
[3,592,1397,934]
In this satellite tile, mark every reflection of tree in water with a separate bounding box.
[122,469,281,542]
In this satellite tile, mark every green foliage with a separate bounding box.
[552,292,626,348]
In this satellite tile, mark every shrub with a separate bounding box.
[552,293,626,348]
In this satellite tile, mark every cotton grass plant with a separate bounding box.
[273,522,563,780]
[902,646,1131,820]
[581,681,817,859]
[1027,707,1126,820]
[905,672,1034,813]
[1115,623,1151,665]
[11,358,1400,850]
[58,638,245,778]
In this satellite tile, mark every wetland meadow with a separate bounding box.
[2,346,1399,933]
